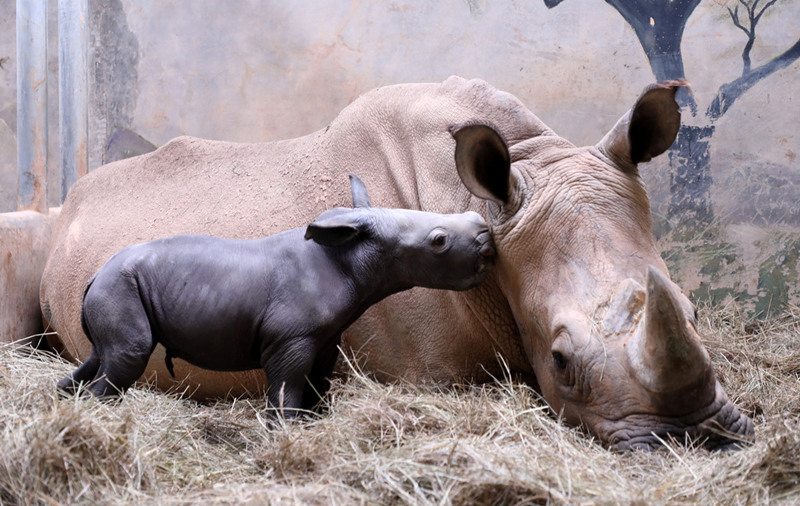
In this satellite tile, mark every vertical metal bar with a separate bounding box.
[59,0,88,202]
[16,0,48,213]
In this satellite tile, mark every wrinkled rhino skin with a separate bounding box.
[57,175,495,418]
[41,76,754,449]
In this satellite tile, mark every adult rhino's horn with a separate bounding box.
[628,265,711,393]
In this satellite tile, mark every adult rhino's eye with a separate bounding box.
[552,351,568,371]
[431,234,447,248]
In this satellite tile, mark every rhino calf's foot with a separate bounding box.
[57,353,101,395]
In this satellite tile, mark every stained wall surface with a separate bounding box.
[2,0,799,314]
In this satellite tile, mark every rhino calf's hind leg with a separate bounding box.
[78,284,157,398]
[83,346,154,398]
[57,349,101,395]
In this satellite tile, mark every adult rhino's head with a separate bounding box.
[450,82,753,451]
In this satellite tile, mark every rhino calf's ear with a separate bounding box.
[450,123,512,205]
[349,174,372,208]
[305,214,364,246]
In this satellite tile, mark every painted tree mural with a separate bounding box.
[546,0,800,231]
[708,1,800,120]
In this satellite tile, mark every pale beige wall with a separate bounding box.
[121,0,653,148]
[116,1,799,160]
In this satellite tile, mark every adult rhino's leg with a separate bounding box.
[262,336,318,420]
[57,348,101,394]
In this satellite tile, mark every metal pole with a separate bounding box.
[16,0,48,213]
[59,0,88,202]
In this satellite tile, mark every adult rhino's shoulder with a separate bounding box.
[439,75,498,98]
[156,135,200,153]
[147,135,242,164]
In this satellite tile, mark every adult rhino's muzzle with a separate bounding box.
[702,401,755,451]
[605,395,755,452]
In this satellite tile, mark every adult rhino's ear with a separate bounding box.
[597,80,685,169]
[305,212,366,246]
[349,174,371,208]
[450,123,514,206]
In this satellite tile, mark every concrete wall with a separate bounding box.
[1,0,799,320]
[0,209,58,344]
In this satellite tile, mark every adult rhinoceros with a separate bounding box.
[40,76,753,450]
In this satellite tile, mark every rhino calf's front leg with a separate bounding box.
[263,336,322,420]
[303,336,342,411]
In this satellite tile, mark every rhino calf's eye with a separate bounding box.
[552,351,568,371]
[431,234,447,248]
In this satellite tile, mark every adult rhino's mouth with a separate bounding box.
[602,399,755,452]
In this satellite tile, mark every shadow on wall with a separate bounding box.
[104,127,156,163]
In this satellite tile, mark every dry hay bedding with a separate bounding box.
[1,304,798,505]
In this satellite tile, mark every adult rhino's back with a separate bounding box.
[40,77,546,398]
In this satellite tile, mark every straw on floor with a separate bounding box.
[1,303,798,505]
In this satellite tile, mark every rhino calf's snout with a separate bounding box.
[475,231,496,273]
[454,211,496,273]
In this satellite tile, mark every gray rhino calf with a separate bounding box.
[58,175,495,417]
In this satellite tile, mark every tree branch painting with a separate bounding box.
[727,0,779,74]
[544,0,798,121]
[545,0,799,229]
[709,2,800,120]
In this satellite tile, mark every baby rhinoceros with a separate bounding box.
[58,175,496,418]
